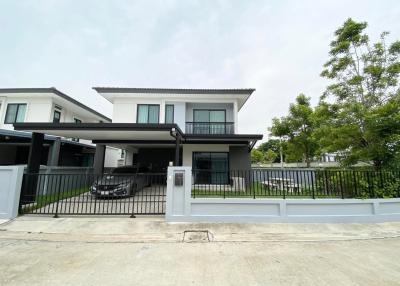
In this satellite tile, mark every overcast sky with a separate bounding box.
[1,0,399,141]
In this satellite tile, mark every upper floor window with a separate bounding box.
[4,103,27,124]
[137,104,159,123]
[165,104,174,124]
[194,109,226,123]
[53,110,61,123]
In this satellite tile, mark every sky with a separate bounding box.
[0,0,399,142]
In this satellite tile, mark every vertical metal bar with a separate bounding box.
[53,175,62,218]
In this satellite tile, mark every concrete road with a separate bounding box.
[0,217,400,286]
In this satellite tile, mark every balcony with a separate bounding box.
[185,122,235,135]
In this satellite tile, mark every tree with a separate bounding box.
[270,94,318,167]
[251,149,264,164]
[258,139,282,162]
[264,149,278,163]
[317,18,400,168]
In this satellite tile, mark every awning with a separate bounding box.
[13,123,262,149]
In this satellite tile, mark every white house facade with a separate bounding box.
[0,88,120,167]
[14,88,262,186]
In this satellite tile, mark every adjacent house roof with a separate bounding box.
[0,87,111,122]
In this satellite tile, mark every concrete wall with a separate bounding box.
[166,167,400,223]
[0,166,24,219]
[104,147,121,168]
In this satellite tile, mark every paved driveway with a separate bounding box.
[0,217,400,286]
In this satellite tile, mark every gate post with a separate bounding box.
[165,166,192,221]
[0,166,24,219]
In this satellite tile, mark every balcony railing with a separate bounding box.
[185,122,235,134]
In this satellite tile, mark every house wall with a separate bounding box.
[104,146,121,168]
[229,146,251,171]
[0,95,53,130]
[0,91,120,167]
[111,96,238,133]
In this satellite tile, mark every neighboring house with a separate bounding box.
[0,88,120,167]
[14,88,263,184]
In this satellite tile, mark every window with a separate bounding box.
[137,104,160,123]
[193,109,226,134]
[165,104,174,124]
[192,152,229,184]
[53,110,61,123]
[4,103,27,124]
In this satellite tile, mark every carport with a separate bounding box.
[13,123,184,175]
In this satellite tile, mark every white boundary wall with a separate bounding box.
[0,166,24,219]
[166,167,400,223]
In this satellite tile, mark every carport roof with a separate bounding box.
[13,123,263,146]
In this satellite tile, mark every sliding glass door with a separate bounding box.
[193,110,226,134]
[193,152,229,184]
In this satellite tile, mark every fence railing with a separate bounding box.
[185,122,235,134]
[192,169,400,199]
[19,172,167,216]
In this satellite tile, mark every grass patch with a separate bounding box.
[192,182,343,199]
[21,187,89,213]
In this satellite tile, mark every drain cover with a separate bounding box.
[182,230,212,242]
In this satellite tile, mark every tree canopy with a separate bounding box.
[265,18,400,169]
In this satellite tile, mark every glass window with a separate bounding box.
[53,110,61,123]
[165,104,174,123]
[5,103,27,124]
[193,152,229,184]
[137,104,159,123]
[193,110,226,134]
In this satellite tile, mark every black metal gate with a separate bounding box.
[19,173,167,216]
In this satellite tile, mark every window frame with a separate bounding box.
[136,104,160,124]
[4,103,27,124]
[53,110,61,123]
[165,104,174,124]
[193,109,226,123]
[192,152,230,185]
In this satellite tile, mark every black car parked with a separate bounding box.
[90,166,150,198]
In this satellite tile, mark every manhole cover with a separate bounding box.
[182,230,212,243]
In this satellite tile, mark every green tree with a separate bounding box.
[258,139,282,162]
[317,18,400,168]
[270,94,318,167]
[251,149,264,164]
[264,149,278,163]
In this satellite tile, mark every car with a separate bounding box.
[90,166,150,198]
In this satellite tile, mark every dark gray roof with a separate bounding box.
[93,87,255,95]
[0,88,111,122]
[0,128,95,148]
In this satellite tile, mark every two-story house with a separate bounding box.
[0,88,120,167]
[14,88,262,185]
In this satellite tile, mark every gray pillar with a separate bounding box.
[27,132,44,173]
[47,138,61,166]
[93,144,106,174]
[23,132,44,203]
[175,135,181,166]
